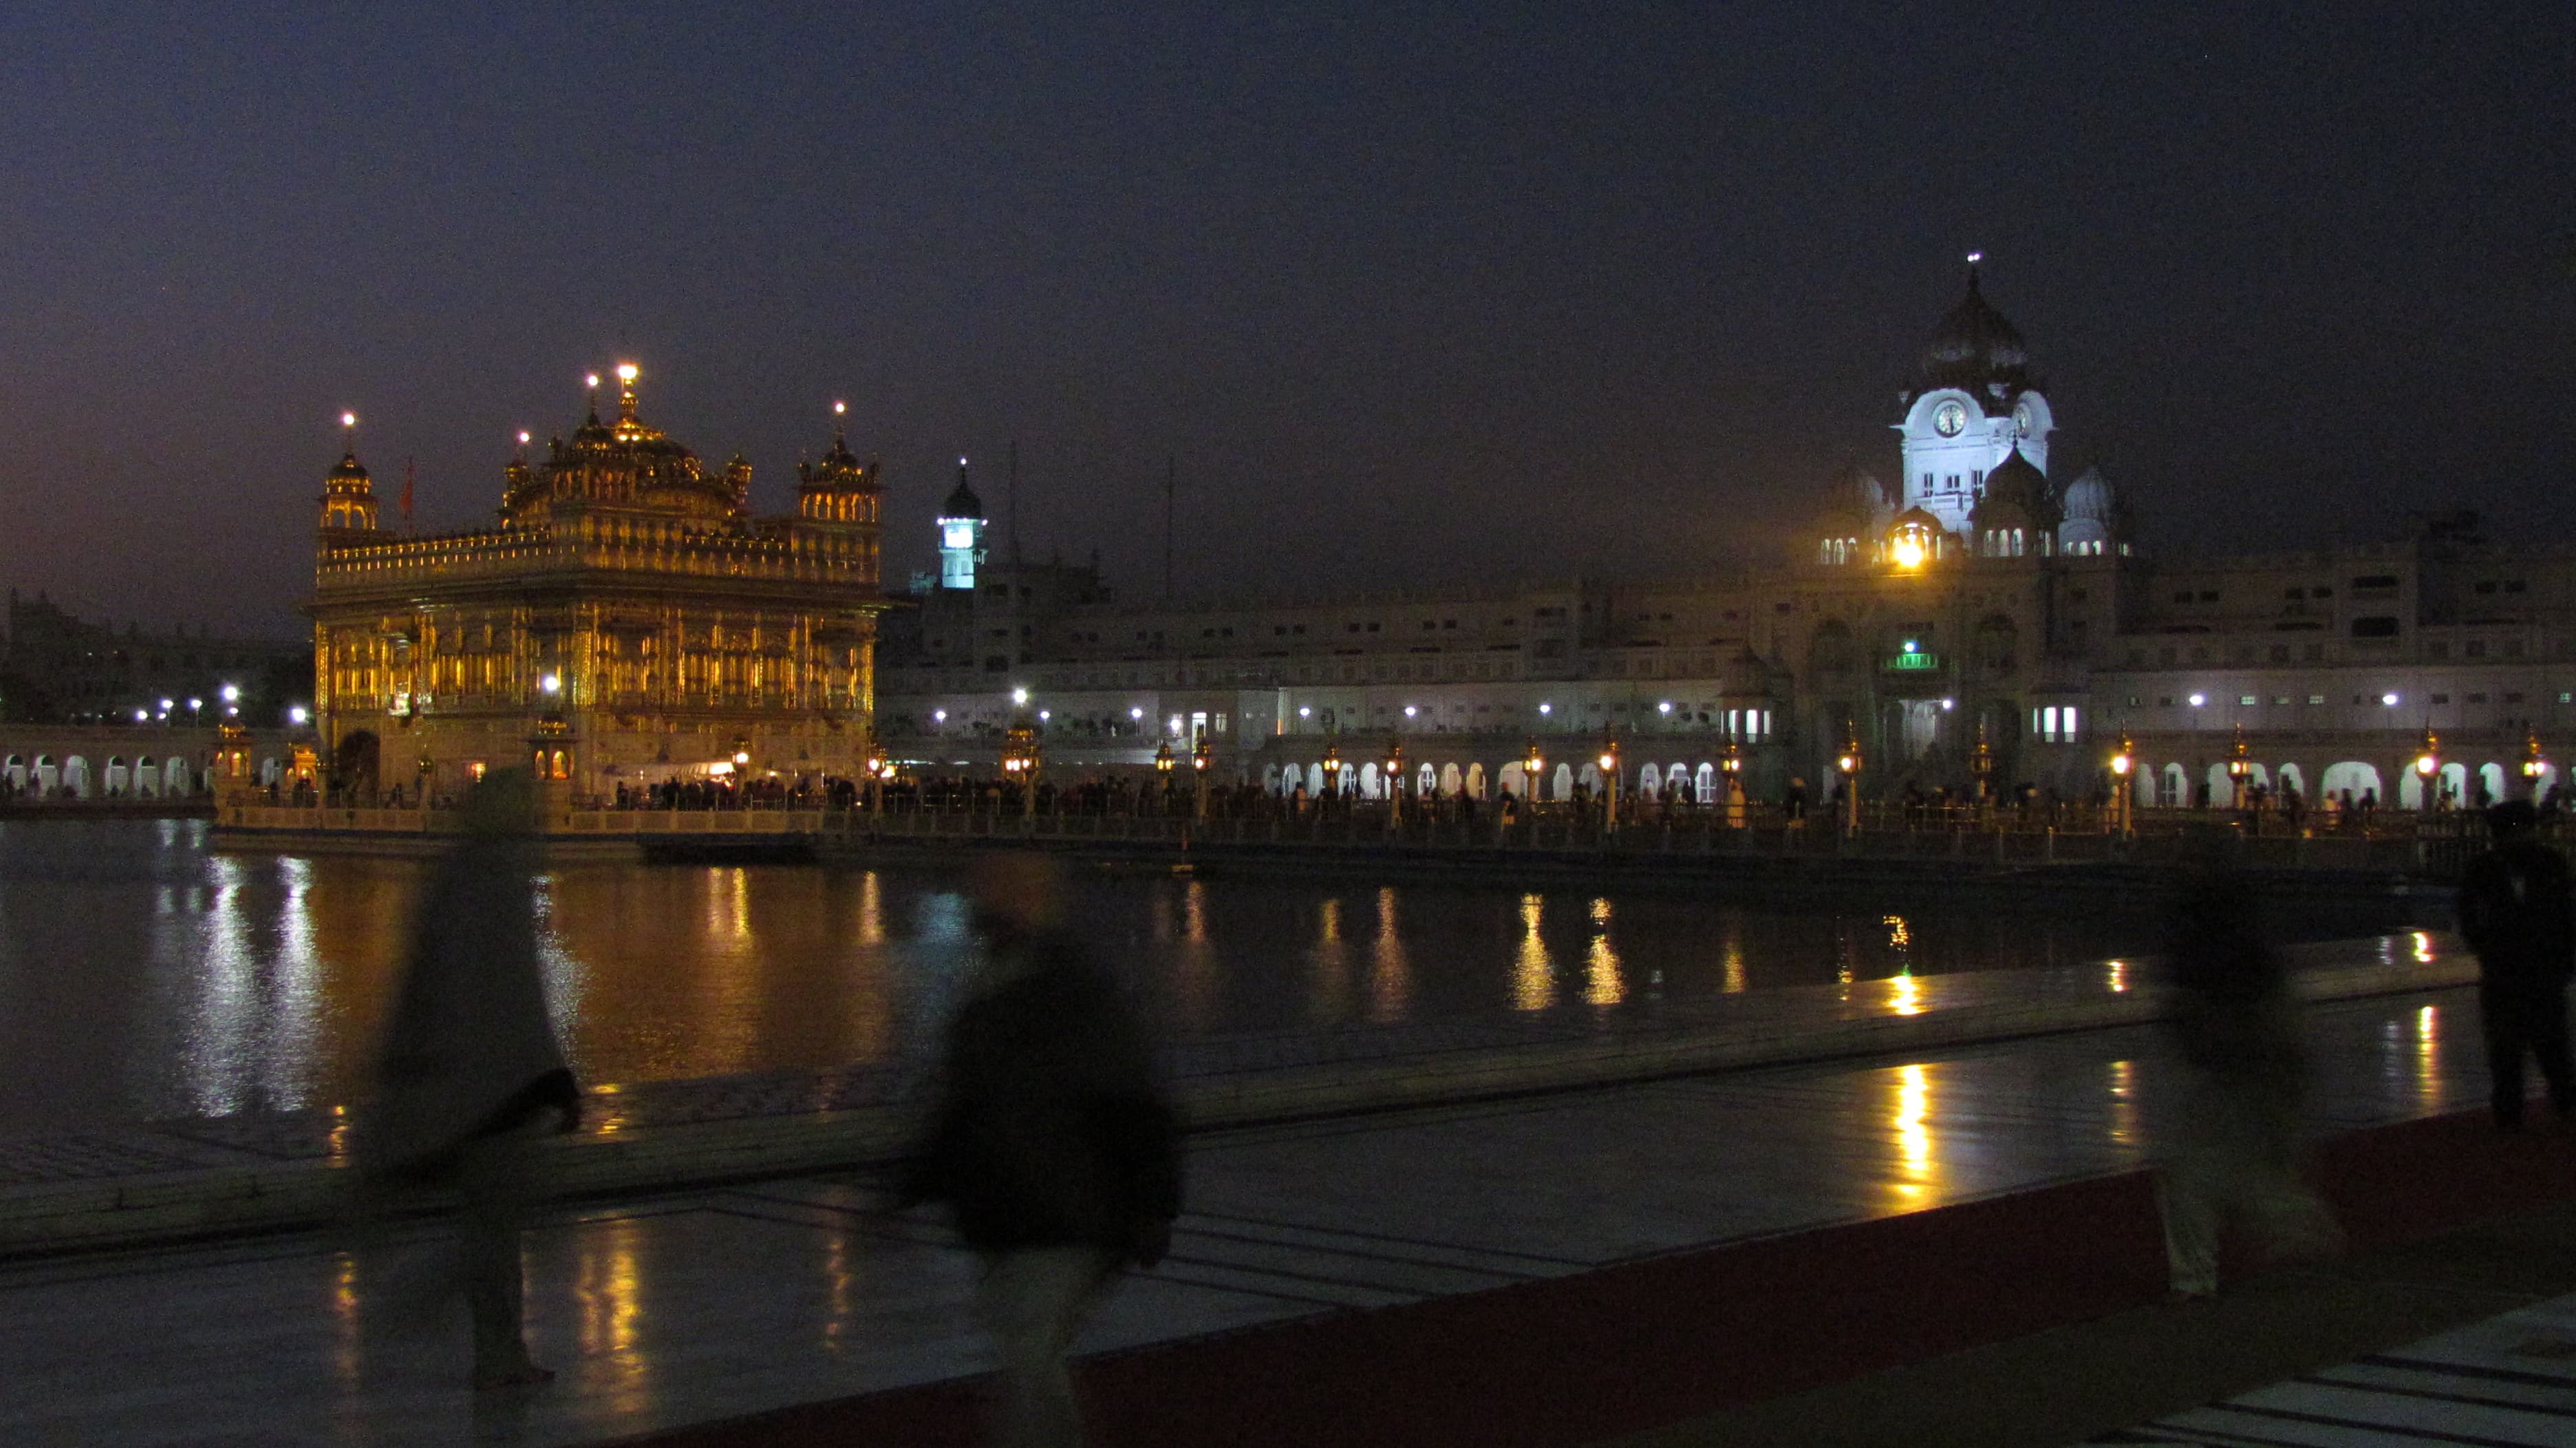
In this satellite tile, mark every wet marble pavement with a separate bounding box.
[0,979,2498,1448]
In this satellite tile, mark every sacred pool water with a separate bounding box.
[0,820,2403,1130]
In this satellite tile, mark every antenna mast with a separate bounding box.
[1163,454,1176,606]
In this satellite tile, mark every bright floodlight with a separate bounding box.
[133,708,147,722]
[1298,705,1311,718]
[833,400,846,415]
[159,698,173,710]
[539,672,561,694]
[220,684,239,702]
[1038,710,1051,721]
[1967,251,1984,264]
[2382,692,2400,706]
[586,373,601,388]
[1657,701,1673,714]
[2188,693,2206,707]
[1892,535,1926,568]
[289,705,309,725]
[1538,702,1553,715]
[1404,705,1417,717]
[934,709,947,722]
[340,411,356,428]
[1129,706,1144,720]
[616,363,638,383]
[517,429,532,445]
[1011,686,1029,705]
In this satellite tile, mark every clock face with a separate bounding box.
[1933,400,1967,437]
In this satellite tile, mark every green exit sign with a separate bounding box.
[1885,651,1941,672]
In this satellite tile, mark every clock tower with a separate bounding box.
[1896,259,2052,537]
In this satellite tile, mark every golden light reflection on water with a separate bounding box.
[331,1250,361,1386]
[1721,923,1747,994]
[2412,931,2435,964]
[859,871,885,946]
[1513,895,1553,1012]
[1311,897,1351,1017]
[1891,1063,1936,1202]
[1585,897,1622,1006]
[1368,886,1409,1023]
[1172,880,1217,1030]
[1887,972,1922,1016]
[2109,1059,2138,1147]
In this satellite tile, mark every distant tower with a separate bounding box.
[938,457,987,590]
[795,407,886,586]
[1894,258,2054,537]
[316,448,378,540]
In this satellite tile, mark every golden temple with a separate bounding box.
[305,369,888,800]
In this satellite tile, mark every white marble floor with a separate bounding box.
[2085,1290,2576,1445]
[0,987,2493,1448]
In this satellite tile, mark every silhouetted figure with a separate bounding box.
[903,853,1182,1447]
[2455,800,2576,1127]
[353,769,578,1390]
[2156,840,2340,1297]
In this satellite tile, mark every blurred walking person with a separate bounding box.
[901,852,1183,1447]
[2156,840,2341,1297]
[2456,800,2576,1128]
[352,769,579,1389]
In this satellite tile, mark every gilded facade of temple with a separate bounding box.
[305,372,887,799]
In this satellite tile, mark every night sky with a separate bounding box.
[2,3,2567,638]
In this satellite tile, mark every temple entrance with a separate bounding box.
[333,730,381,799]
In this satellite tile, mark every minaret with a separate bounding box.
[938,456,987,590]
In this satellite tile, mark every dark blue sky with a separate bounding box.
[2,2,2568,636]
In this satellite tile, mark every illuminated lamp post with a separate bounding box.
[1192,736,1212,822]
[1001,720,1040,816]
[1523,738,1545,807]
[1319,741,1342,803]
[2107,730,2136,838]
[1384,737,1406,826]
[1835,721,1863,835]
[2412,726,2441,812]
[1969,720,1995,807]
[1889,522,1931,571]
[863,736,888,813]
[1719,741,1746,828]
[2226,725,2253,812]
[1596,730,1621,833]
[2522,730,2548,802]
[1155,738,1175,816]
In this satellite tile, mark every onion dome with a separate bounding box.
[796,423,882,526]
[1909,264,2042,405]
[1971,449,2057,529]
[328,451,370,483]
[942,458,985,520]
[2060,466,2114,522]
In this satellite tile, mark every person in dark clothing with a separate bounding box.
[352,769,580,1390]
[902,852,1183,1447]
[2455,800,2576,1128]
[2155,837,2341,1296]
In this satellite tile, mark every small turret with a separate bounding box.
[316,449,378,539]
[795,405,883,528]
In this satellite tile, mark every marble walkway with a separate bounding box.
[0,972,2498,1448]
[2087,1290,2576,1446]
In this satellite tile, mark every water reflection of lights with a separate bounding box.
[189,853,254,1116]
[2416,1004,2441,1103]
[331,1250,363,1385]
[1887,972,1922,1016]
[1310,897,1351,1016]
[1721,926,1747,994]
[1369,886,1410,1023]
[1513,895,1553,1012]
[1174,881,1216,1029]
[2109,1059,2137,1147]
[1882,914,1911,950]
[858,871,885,946]
[1891,1063,1935,1200]
[1585,897,1622,1006]
[2412,931,2434,964]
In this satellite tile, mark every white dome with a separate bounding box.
[2061,466,2114,522]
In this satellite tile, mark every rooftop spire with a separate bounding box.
[615,363,640,425]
